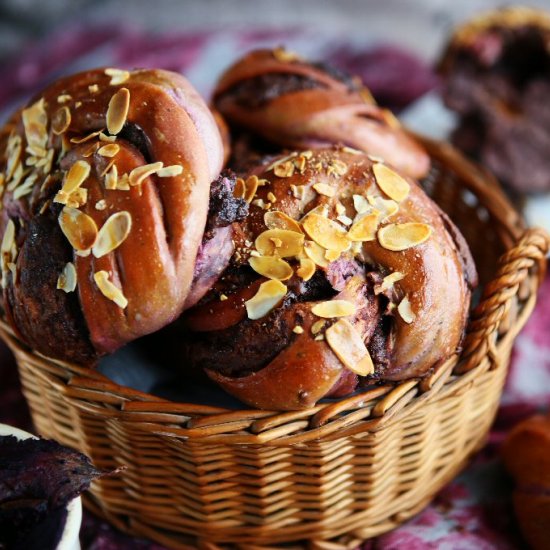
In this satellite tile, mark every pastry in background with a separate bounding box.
[214,48,430,179]
[501,413,550,550]
[439,7,550,193]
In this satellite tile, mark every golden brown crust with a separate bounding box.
[213,49,430,179]
[182,148,476,409]
[0,68,223,361]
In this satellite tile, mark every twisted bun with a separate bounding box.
[180,148,477,410]
[0,68,223,363]
[214,48,430,179]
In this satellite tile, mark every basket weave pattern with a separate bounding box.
[3,138,548,549]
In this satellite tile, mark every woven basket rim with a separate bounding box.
[2,136,549,446]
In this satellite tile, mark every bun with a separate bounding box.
[502,414,550,550]
[214,48,430,179]
[180,147,477,410]
[439,7,550,192]
[0,68,223,363]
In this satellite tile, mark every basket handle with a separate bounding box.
[457,227,549,374]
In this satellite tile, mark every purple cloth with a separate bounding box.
[0,25,547,550]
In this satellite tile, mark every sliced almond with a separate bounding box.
[94,270,128,309]
[1,219,15,255]
[313,183,335,197]
[104,164,118,190]
[375,271,405,295]
[106,88,130,135]
[92,211,132,258]
[311,319,325,335]
[95,199,107,211]
[292,325,304,334]
[57,262,77,293]
[99,132,116,143]
[303,213,351,252]
[397,296,415,324]
[296,258,315,281]
[57,94,72,103]
[65,187,88,208]
[255,229,304,257]
[249,255,293,280]
[373,163,410,202]
[70,130,103,144]
[56,160,91,200]
[58,206,98,251]
[5,133,22,181]
[244,175,260,203]
[378,223,432,251]
[273,160,295,178]
[97,143,120,157]
[347,211,381,242]
[105,68,130,85]
[326,159,348,176]
[245,279,287,320]
[326,319,374,376]
[367,195,399,221]
[157,165,183,177]
[51,106,72,135]
[312,300,356,318]
[88,84,99,93]
[264,210,303,234]
[22,98,48,153]
[303,240,329,268]
[128,162,163,186]
[273,47,301,63]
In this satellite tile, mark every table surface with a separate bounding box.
[0,6,549,549]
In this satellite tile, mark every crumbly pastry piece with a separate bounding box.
[0,68,224,363]
[439,7,550,193]
[501,414,550,550]
[213,48,430,179]
[179,148,477,410]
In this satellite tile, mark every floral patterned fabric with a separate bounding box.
[0,25,547,549]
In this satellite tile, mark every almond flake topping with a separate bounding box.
[397,296,415,324]
[58,206,98,251]
[54,160,91,205]
[375,271,405,295]
[293,325,304,334]
[245,279,287,320]
[378,222,432,251]
[94,271,128,309]
[106,87,130,135]
[128,162,164,186]
[303,240,329,268]
[255,229,304,257]
[311,320,325,335]
[312,300,356,318]
[88,84,99,93]
[104,164,118,190]
[373,163,410,202]
[97,144,120,157]
[5,133,22,181]
[313,183,336,197]
[347,211,381,242]
[367,195,399,221]
[157,165,183,177]
[273,160,295,178]
[105,68,130,85]
[51,106,72,136]
[1,219,16,288]
[22,98,48,154]
[273,47,301,63]
[95,199,107,210]
[296,258,315,281]
[13,173,38,200]
[243,175,260,203]
[249,255,293,281]
[326,159,348,177]
[70,131,103,144]
[57,262,77,293]
[326,319,374,376]
[57,94,72,103]
[303,213,351,252]
[92,211,132,258]
[264,210,303,234]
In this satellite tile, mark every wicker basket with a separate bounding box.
[2,137,548,549]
